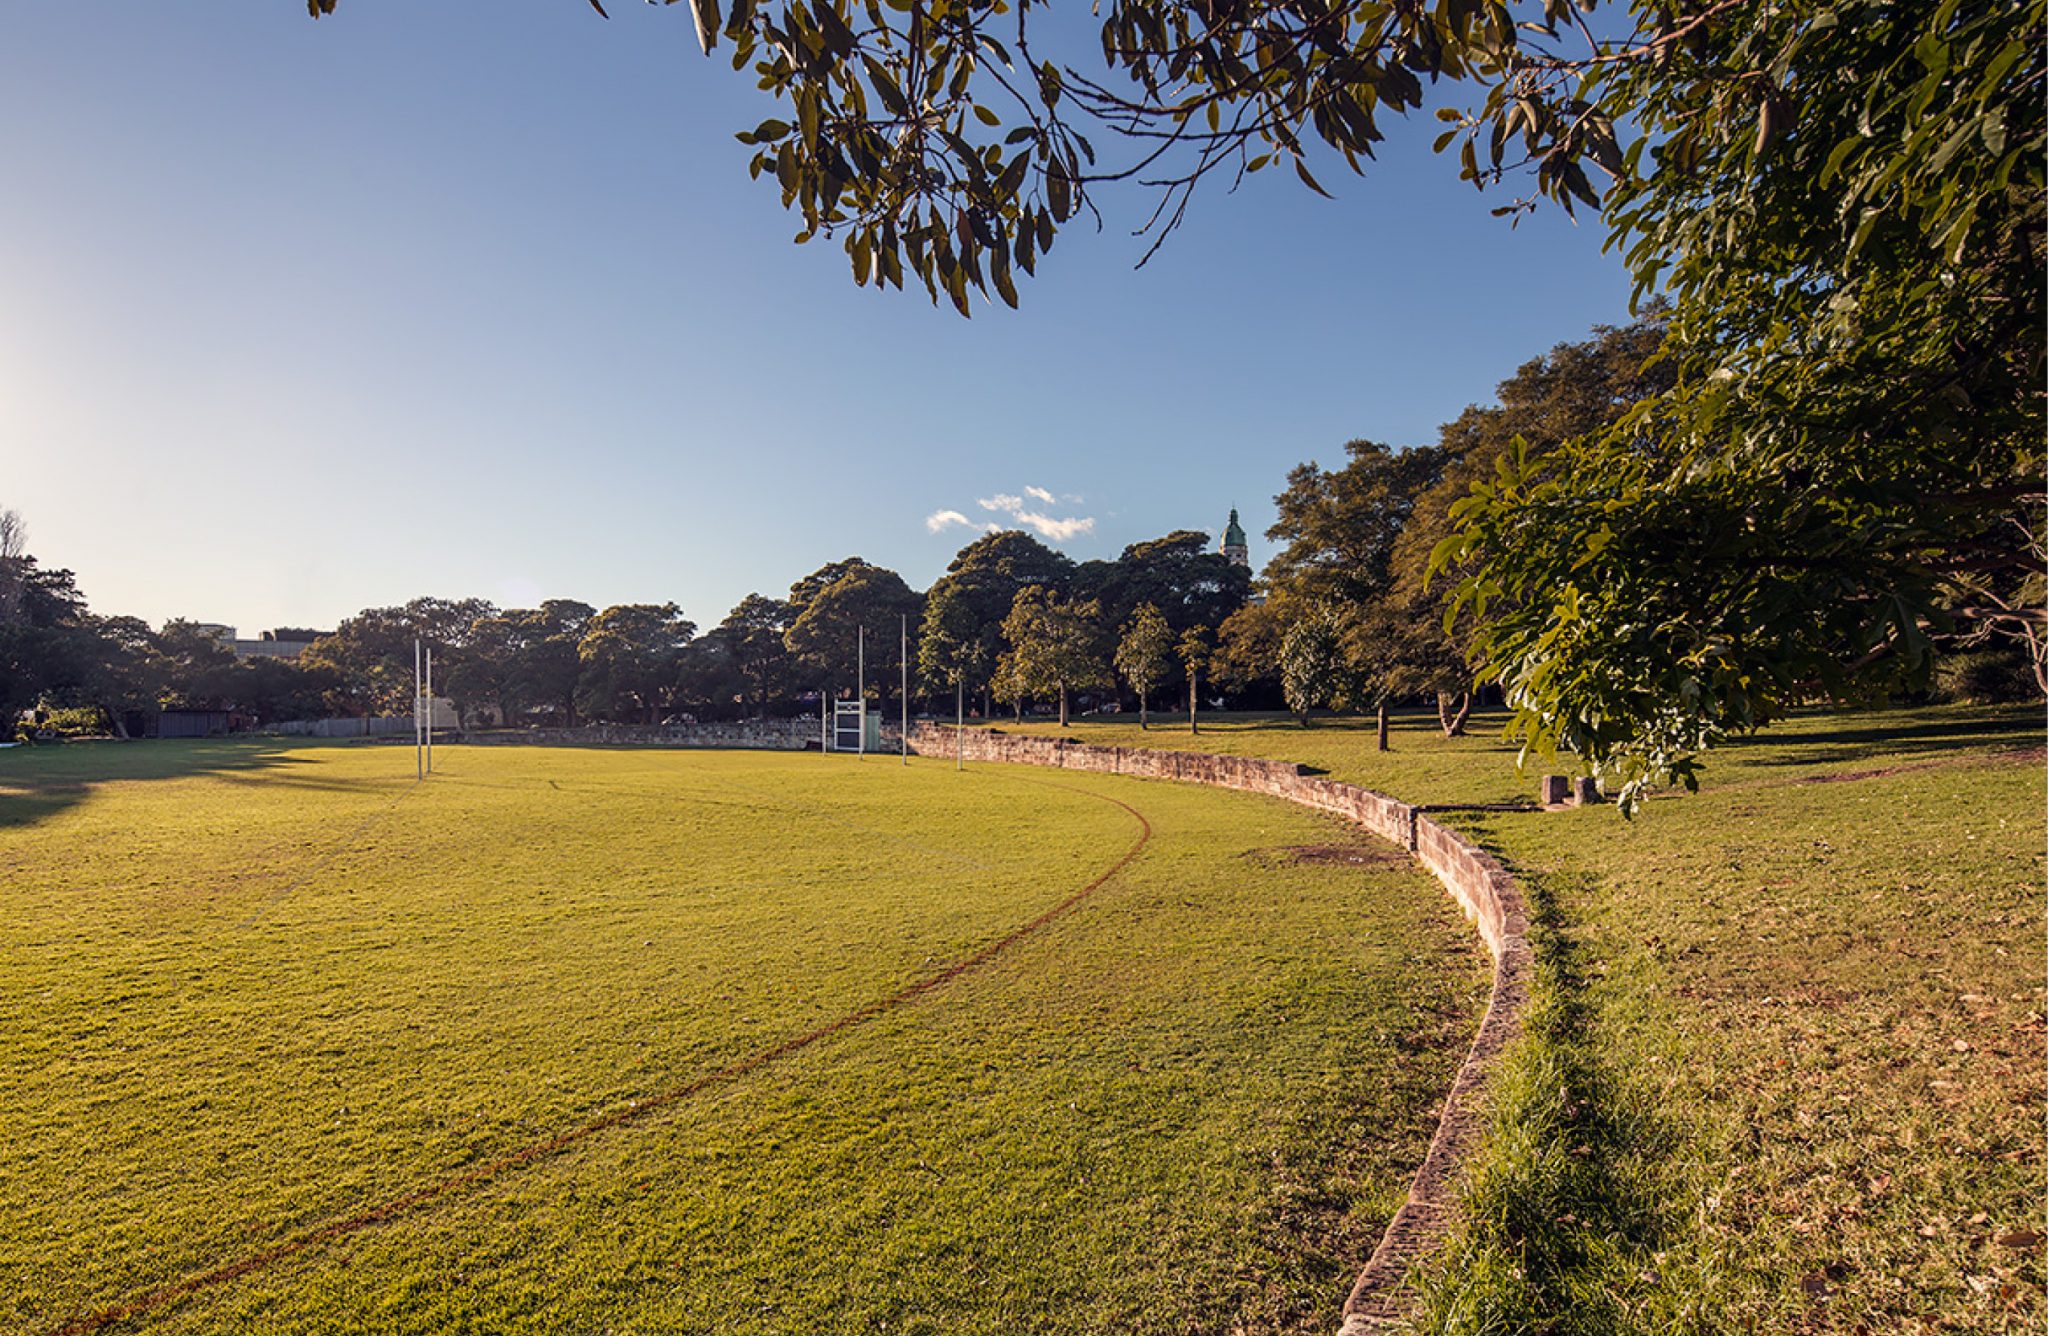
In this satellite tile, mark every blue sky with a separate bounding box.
[0,1,1634,635]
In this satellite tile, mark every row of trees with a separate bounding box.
[15,298,2038,759]
[15,306,2032,751]
[1247,314,1680,746]
[0,518,346,736]
[0,509,1261,735]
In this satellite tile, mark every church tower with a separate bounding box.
[1221,508,1249,568]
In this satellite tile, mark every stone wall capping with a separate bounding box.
[901,723,1531,1329]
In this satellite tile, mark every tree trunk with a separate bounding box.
[1058,684,1070,727]
[1443,690,1472,737]
[1013,696,1023,723]
[1189,673,1199,734]
[1376,700,1390,751]
[1139,688,1148,730]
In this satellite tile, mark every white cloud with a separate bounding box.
[926,509,995,534]
[1015,511,1095,541]
[967,488,1097,543]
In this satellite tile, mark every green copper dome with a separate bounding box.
[1223,508,1247,548]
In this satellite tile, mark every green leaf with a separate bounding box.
[1293,158,1333,198]
[863,56,908,118]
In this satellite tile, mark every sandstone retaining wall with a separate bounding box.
[902,722,1531,1332]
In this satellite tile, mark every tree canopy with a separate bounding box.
[916,530,1073,706]
[1083,530,1251,637]
[1112,602,1175,728]
[1438,0,2044,807]
[997,584,1110,725]
[298,0,2041,796]
[785,560,923,700]
[576,603,698,723]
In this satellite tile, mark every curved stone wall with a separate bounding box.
[902,724,1531,1330]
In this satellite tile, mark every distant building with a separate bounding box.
[233,628,329,660]
[1221,508,1249,568]
[156,709,234,738]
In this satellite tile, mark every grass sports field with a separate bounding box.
[1009,705,2047,1332]
[1,741,1489,1335]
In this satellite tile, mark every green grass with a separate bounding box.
[1003,703,2043,809]
[1007,704,2046,1331]
[1004,707,1546,807]
[0,740,1490,1335]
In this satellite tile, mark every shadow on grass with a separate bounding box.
[1722,704,2043,770]
[0,738,332,831]
[1417,827,1691,1335]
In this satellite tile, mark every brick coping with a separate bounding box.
[900,724,1532,1330]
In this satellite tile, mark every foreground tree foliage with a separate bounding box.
[1438,0,2044,807]
[1395,315,1677,735]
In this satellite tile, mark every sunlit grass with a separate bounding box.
[1009,703,2047,1330]
[1001,701,2041,806]
[0,741,1489,1335]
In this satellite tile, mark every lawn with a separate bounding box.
[998,702,2042,809]
[0,740,1489,1335]
[1002,704,2046,1331]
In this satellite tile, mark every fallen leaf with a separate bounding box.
[1994,1228,2042,1249]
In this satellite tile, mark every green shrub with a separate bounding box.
[39,706,110,736]
[1933,650,2040,705]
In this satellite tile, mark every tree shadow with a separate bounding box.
[1417,821,1690,1333]
[1722,705,2042,770]
[0,738,329,831]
